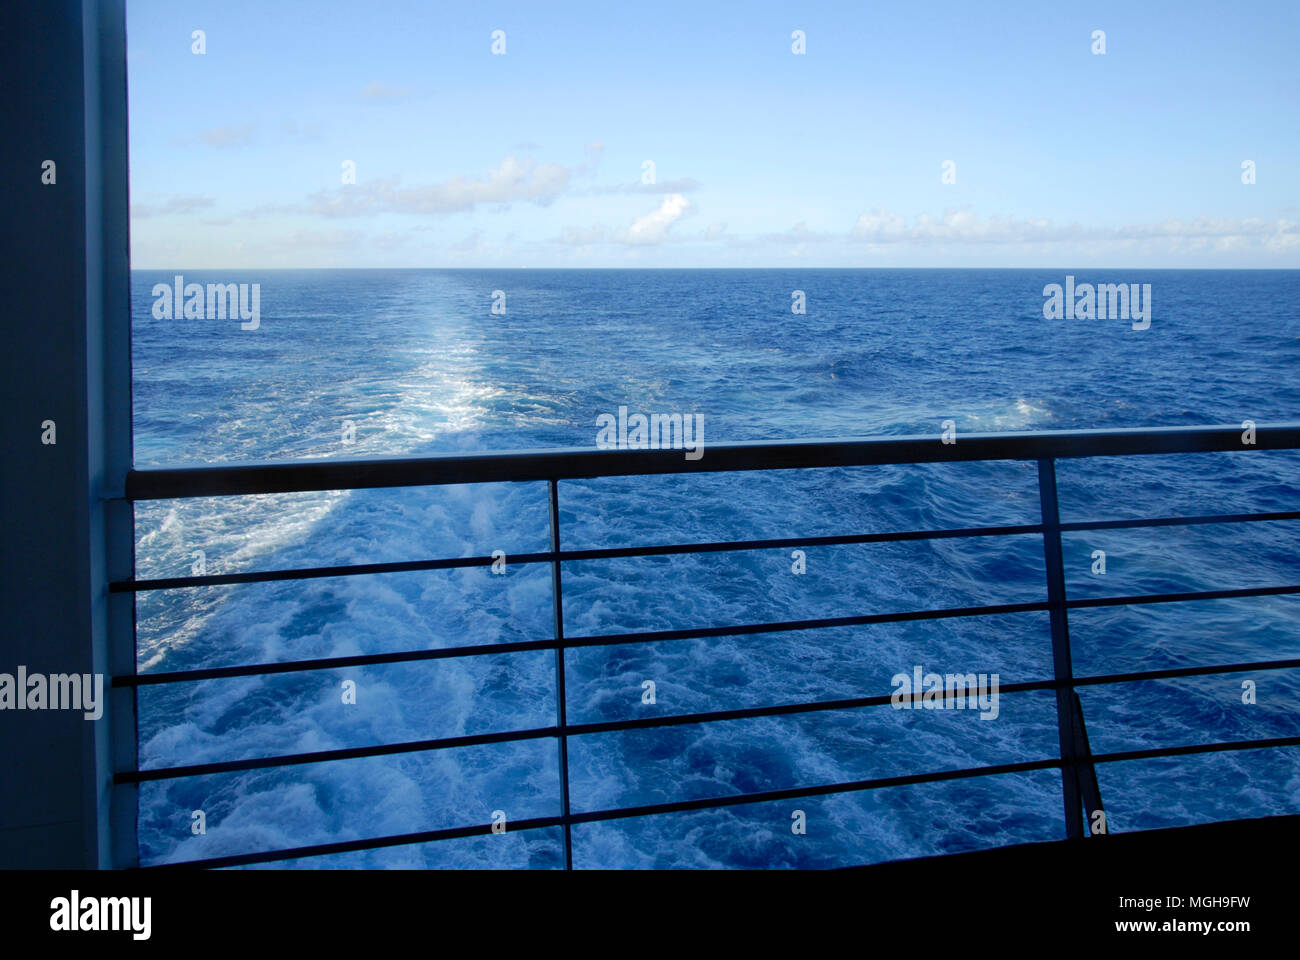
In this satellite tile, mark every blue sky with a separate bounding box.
[126,0,1300,268]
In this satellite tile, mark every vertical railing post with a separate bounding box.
[1036,457,1084,840]
[1071,692,1106,835]
[548,478,574,869]
[106,497,140,867]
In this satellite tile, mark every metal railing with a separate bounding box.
[109,423,1300,868]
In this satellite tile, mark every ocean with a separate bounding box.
[128,268,1300,867]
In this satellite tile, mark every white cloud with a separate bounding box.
[360,82,411,101]
[297,156,573,218]
[626,193,694,243]
[283,228,364,249]
[197,124,255,148]
[557,193,696,247]
[580,141,605,176]
[593,177,702,195]
[847,207,1300,251]
[449,230,483,252]
[281,118,323,141]
[131,196,215,219]
[851,207,1067,244]
[372,230,411,250]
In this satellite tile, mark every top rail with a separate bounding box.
[123,423,1300,501]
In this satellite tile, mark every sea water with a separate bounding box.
[129,268,1300,867]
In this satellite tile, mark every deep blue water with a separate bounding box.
[129,269,1300,867]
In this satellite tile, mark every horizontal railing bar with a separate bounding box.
[122,423,1300,501]
[117,680,1062,783]
[116,582,1300,688]
[561,583,1300,650]
[1067,583,1300,610]
[146,814,574,870]
[1073,657,1300,687]
[147,757,1064,869]
[117,657,1300,782]
[107,506,1300,595]
[146,731,1300,869]
[1091,735,1300,765]
[560,601,1050,647]
[116,638,560,687]
[111,522,1047,593]
[112,552,545,592]
[1059,510,1300,533]
[565,683,1047,735]
[117,725,560,783]
[118,599,1052,689]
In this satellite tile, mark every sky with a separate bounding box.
[125,0,1300,268]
